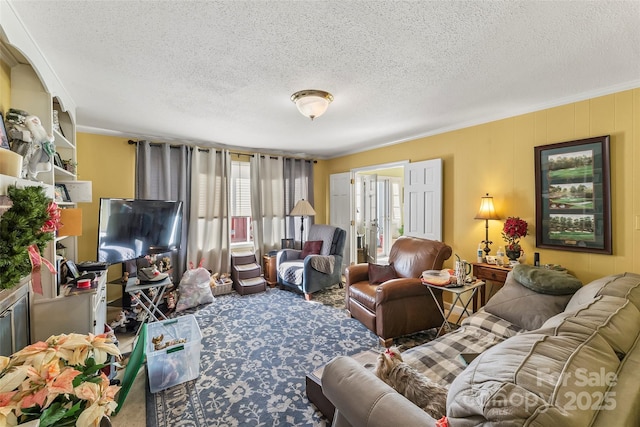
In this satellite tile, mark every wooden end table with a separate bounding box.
[263,254,278,287]
[472,263,511,308]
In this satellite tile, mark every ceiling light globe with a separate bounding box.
[291,90,334,120]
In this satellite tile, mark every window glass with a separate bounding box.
[231,161,252,243]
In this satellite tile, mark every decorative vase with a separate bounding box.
[506,250,521,261]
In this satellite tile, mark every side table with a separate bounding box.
[125,277,171,336]
[263,253,278,287]
[472,263,510,309]
[423,280,485,336]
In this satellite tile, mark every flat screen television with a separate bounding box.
[97,198,183,265]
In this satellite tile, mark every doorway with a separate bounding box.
[330,158,442,267]
[354,164,405,265]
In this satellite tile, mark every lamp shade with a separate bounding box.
[474,193,500,220]
[290,199,316,217]
[291,90,333,120]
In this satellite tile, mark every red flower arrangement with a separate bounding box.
[502,217,528,253]
[41,201,62,233]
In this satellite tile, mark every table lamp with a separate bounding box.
[474,193,500,256]
[289,199,316,249]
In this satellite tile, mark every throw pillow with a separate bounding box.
[512,264,582,295]
[301,240,323,258]
[368,263,397,285]
[483,272,573,330]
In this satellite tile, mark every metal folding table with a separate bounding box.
[125,276,171,334]
[423,280,485,336]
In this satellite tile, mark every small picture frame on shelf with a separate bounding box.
[0,112,9,150]
[53,152,64,168]
[54,183,71,203]
[281,238,295,250]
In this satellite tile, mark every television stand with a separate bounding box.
[107,274,132,309]
[125,277,171,335]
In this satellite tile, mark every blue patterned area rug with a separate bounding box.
[146,285,379,427]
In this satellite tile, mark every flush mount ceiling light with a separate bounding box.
[290,89,334,120]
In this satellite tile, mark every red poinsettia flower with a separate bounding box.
[502,217,528,249]
[41,202,62,233]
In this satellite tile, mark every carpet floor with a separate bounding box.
[146,285,435,426]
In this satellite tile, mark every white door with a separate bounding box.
[364,174,378,263]
[330,172,351,271]
[404,159,443,241]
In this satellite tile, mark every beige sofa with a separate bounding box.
[322,272,640,426]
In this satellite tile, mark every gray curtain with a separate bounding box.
[250,154,284,260]
[284,158,314,248]
[135,140,191,279]
[187,148,231,274]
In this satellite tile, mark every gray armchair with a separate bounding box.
[276,224,346,300]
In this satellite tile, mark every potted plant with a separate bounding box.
[502,217,528,262]
[0,332,121,427]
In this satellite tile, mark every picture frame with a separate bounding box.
[534,135,612,254]
[54,152,64,168]
[54,183,72,203]
[281,238,295,250]
[0,112,9,150]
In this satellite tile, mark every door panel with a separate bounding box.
[378,179,391,258]
[404,159,443,241]
[0,310,12,357]
[364,174,378,263]
[12,294,29,352]
[330,172,351,270]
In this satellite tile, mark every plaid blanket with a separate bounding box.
[279,260,303,284]
[401,310,522,386]
[278,255,335,282]
[309,255,335,274]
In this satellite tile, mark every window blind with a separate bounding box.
[231,161,251,217]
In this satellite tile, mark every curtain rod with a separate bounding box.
[128,139,214,153]
[128,140,316,163]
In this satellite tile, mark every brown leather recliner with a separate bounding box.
[345,236,453,347]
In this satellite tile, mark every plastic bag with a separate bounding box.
[175,265,214,312]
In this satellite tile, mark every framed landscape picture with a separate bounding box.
[534,135,611,254]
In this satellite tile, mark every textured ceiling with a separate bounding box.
[6,1,640,159]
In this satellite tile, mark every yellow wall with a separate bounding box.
[75,89,639,285]
[7,61,635,287]
[0,60,10,114]
[313,160,328,224]
[315,89,640,284]
[76,133,135,290]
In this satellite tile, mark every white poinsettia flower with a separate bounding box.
[0,365,30,393]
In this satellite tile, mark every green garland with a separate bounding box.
[0,185,54,289]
